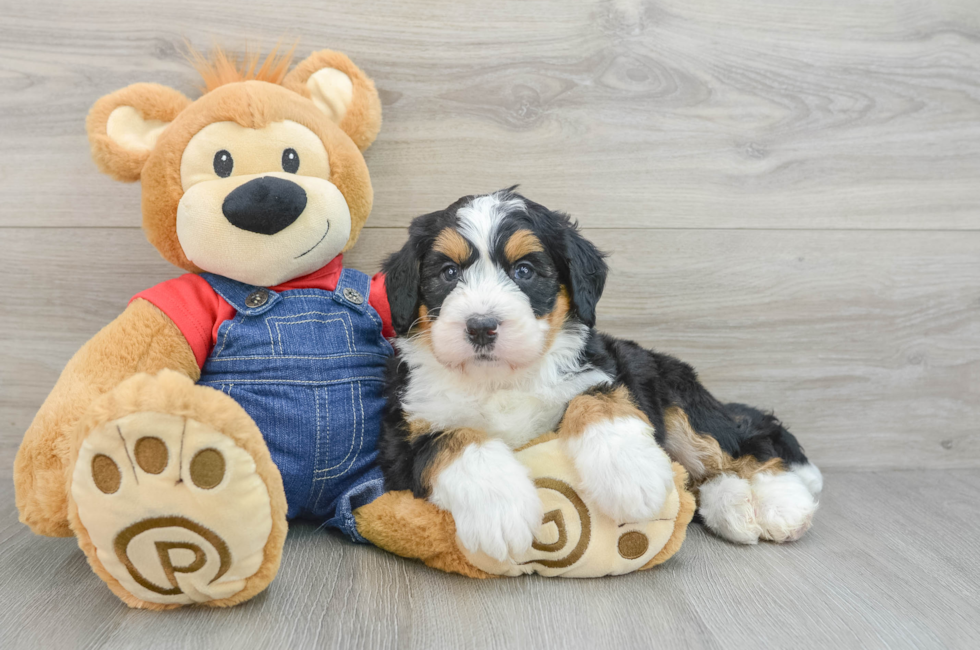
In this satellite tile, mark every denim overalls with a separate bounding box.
[196,269,392,542]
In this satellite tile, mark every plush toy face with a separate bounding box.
[87,50,382,287]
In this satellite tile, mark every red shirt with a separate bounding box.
[132,255,394,368]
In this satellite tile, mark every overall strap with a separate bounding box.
[199,273,282,316]
[331,268,371,314]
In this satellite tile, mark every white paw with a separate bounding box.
[751,471,818,542]
[565,417,675,523]
[698,473,763,544]
[72,412,274,605]
[790,462,824,500]
[698,470,819,544]
[430,439,543,562]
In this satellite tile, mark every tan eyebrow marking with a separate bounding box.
[504,229,544,263]
[432,228,472,264]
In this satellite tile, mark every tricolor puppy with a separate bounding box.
[379,190,822,561]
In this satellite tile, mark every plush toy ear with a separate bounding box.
[86,83,190,182]
[283,50,382,152]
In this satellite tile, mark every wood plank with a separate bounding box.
[2,226,977,471]
[1,469,978,649]
[2,0,980,230]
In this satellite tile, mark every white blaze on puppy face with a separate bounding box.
[429,193,550,373]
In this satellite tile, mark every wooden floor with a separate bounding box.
[1,0,979,648]
[2,470,979,649]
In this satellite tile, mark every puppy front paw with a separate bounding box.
[429,439,543,561]
[565,416,675,522]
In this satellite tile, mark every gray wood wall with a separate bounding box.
[2,0,979,475]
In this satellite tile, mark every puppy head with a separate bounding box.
[383,189,607,375]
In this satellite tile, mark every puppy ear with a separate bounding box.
[382,239,422,336]
[283,50,382,151]
[562,220,608,328]
[86,83,190,182]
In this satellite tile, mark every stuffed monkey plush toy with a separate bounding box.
[14,47,694,610]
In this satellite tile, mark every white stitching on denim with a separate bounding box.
[317,381,368,480]
[264,310,356,354]
[214,316,238,358]
[307,387,323,511]
[313,386,334,506]
[280,292,332,299]
[201,353,389,362]
[274,318,354,355]
[318,382,359,478]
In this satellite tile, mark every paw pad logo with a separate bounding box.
[113,516,231,596]
[523,478,592,569]
[522,478,652,568]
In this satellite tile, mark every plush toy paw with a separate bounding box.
[698,468,819,544]
[356,436,696,579]
[564,416,676,523]
[67,371,287,609]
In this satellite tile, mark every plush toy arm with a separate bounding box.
[14,299,199,537]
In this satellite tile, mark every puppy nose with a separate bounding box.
[466,316,498,348]
[222,176,307,235]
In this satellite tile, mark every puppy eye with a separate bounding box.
[282,148,300,174]
[441,264,460,282]
[513,262,535,280]
[213,150,233,178]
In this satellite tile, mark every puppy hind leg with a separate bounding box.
[663,406,818,544]
[697,473,762,544]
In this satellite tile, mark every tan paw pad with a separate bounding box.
[71,412,274,605]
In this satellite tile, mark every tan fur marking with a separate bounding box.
[420,428,487,494]
[408,304,434,352]
[433,228,472,264]
[541,287,571,350]
[407,419,433,441]
[559,386,650,439]
[662,407,784,488]
[504,229,544,263]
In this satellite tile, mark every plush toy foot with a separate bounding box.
[67,370,288,609]
[356,435,696,578]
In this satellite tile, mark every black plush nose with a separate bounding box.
[222,176,307,235]
[466,316,499,348]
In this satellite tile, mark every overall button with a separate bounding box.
[343,287,364,305]
[245,289,270,308]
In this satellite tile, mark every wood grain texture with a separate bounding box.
[1,469,978,649]
[1,0,980,229]
[2,1,980,646]
[2,227,977,471]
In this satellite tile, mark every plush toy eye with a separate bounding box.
[441,264,460,282]
[513,262,535,280]
[282,148,300,174]
[213,150,233,178]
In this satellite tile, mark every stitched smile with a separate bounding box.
[295,222,330,259]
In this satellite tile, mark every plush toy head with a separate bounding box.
[86,48,381,287]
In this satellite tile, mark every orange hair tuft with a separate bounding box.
[186,42,297,93]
